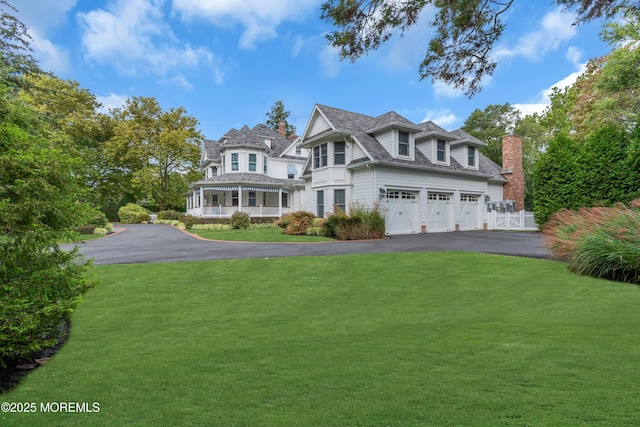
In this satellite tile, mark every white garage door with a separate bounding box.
[459,194,482,230]
[384,190,419,235]
[426,193,453,232]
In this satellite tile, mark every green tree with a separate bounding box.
[462,103,519,164]
[107,96,203,211]
[265,100,296,137]
[321,0,636,97]
[0,1,93,364]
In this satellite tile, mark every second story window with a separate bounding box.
[468,146,476,167]
[313,143,328,168]
[249,153,257,171]
[398,131,409,156]
[334,141,345,165]
[263,156,267,173]
[437,140,446,162]
[231,153,239,171]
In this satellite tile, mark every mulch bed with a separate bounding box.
[0,320,70,394]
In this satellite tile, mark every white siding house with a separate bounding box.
[186,124,308,218]
[299,104,513,235]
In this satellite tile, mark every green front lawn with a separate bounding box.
[189,226,335,242]
[3,252,640,426]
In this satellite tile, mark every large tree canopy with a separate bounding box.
[107,96,203,211]
[321,0,638,96]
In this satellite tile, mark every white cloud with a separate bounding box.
[513,63,587,116]
[432,80,465,99]
[565,46,583,64]
[28,28,71,74]
[421,109,460,128]
[96,93,129,113]
[171,0,321,49]
[13,0,77,32]
[494,8,577,62]
[78,0,218,84]
[318,44,341,78]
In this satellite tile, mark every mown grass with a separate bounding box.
[3,252,640,426]
[188,226,334,242]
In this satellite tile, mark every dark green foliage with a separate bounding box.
[117,203,150,224]
[324,203,386,240]
[534,126,640,225]
[78,204,108,228]
[0,73,93,364]
[534,134,583,225]
[157,209,182,221]
[543,202,640,284]
[230,211,251,229]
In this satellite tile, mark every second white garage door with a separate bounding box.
[459,194,482,230]
[426,193,454,232]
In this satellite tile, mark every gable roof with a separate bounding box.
[303,104,504,181]
[449,129,488,147]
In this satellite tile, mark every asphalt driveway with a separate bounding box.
[63,224,551,265]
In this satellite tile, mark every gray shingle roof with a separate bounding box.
[313,104,503,181]
[191,172,304,188]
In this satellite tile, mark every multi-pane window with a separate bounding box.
[398,131,409,156]
[296,145,301,155]
[281,192,288,208]
[212,194,218,205]
[249,154,257,171]
[468,146,476,167]
[334,189,346,212]
[263,156,267,173]
[248,191,257,206]
[231,153,239,171]
[317,190,324,218]
[313,143,328,168]
[437,140,446,162]
[232,190,238,206]
[334,141,345,165]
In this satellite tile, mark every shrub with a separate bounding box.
[543,199,640,284]
[93,227,108,235]
[230,211,251,229]
[190,223,232,230]
[306,226,325,236]
[157,210,182,221]
[324,203,386,240]
[283,211,316,235]
[178,214,200,230]
[77,225,96,235]
[118,203,150,224]
[275,212,295,228]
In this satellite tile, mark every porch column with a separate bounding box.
[278,188,283,217]
[238,185,243,213]
[199,187,204,215]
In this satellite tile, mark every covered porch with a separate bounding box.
[186,184,292,218]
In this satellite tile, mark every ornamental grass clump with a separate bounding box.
[324,203,386,240]
[543,199,640,284]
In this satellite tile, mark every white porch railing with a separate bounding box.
[187,206,289,218]
[487,211,539,231]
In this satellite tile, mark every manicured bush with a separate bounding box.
[157,209,182,221]
[117,203,150,224]
[543,199,640,284]
[178,214,200,230]
[93,227,108,235]
[78,204,109,228]
[230,211,251,229]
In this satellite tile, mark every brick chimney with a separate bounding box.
[501,134,525,211]
[278,122,286,137]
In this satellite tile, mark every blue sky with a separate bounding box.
[14,0,612,140]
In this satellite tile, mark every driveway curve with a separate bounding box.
[63,224,551,265]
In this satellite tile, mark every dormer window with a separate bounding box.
[398,131,409,156]
[437,140,447,163]
[264,138,272,148]
[468,146,476,167]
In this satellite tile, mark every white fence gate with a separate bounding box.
[487,211,539,231]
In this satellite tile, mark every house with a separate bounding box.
[186,123,309,218]
[298,104,523,235]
